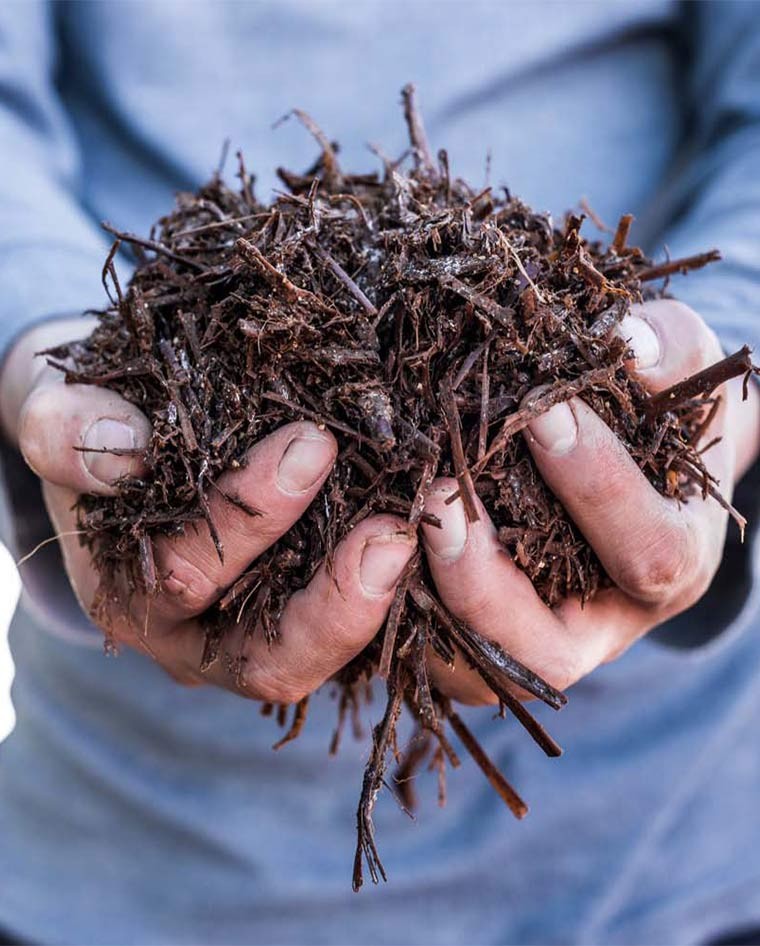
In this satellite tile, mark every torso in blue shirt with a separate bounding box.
[1,3,759,944]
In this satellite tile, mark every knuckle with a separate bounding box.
[159,547,220,613]
[542,650,584,694]
[243,663,308,705]
[222,506,292,553]
[251,516,290,548]
[615,517,694,603]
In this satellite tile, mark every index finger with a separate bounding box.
[152,421,337,620]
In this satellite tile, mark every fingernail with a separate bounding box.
[277,429,335,493]
[360,533,415,596]
[617,313,660,369]
[527,402,578,455]
[82,418,136,484]
[422,491,468,562]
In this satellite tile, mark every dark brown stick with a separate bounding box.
[272,696,310,750]
[308,240,378,316]
[440,380,480,523]
[645,347,754,418]
[379,554,419,678]
[446,706,528,819]
[637,249,721,282]
[101,222,204,271]
[353,664,404,891]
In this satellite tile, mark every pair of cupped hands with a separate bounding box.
[2,300,758,706]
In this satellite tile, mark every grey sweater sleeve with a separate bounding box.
[0,2,110,640]
[648,2,760,650]
[0,1,109,358]
[646,2,760,356]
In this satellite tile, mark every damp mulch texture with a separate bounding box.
[47,86,755,889]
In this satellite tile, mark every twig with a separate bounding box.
[272,696,310,750]
[645,347,755,418]
[637,250,721,282]
[444,702,528,819]
[401,83,435,174]
[612,214,634,253]
[308,240,378,315]
[440,379,480,523]
[101,222,205,271]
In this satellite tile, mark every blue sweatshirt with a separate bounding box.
[0,2,759,944]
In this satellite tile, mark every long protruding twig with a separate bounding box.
[353,662,404,891]
[275,109,342,188]
[379,554,420,678]
[637,249,721,282]
[646,346,755,418]
[444,701,529,819]
[101,222,205,271]
[408,581,565,758]
[401,83,435,174]
[612,213,634,253]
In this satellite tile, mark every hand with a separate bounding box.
[420,300,760,704]
[1,319,416,702]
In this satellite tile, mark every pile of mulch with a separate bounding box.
[47,86,754,889]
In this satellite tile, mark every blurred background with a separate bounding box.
[0,543,19,741]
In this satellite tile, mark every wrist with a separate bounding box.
[0,316,96,445]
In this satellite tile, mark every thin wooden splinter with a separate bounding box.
[612,213,634,253]
[272,696,310,750]
[308,240,378,316]
[379,553,420,678]
[401,83,435,174]
[440,380,480,523]
[101,222,204,271]
[445,704,528,819]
